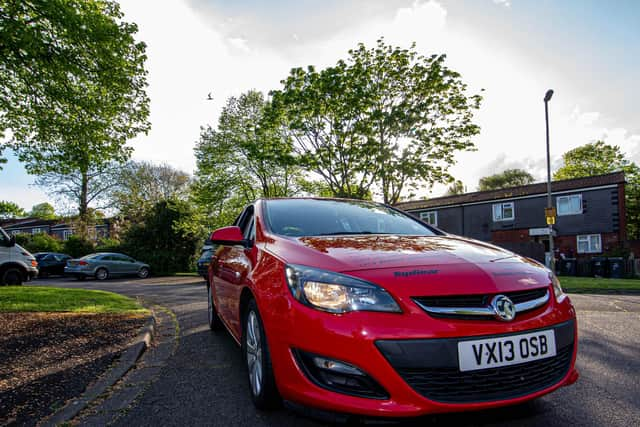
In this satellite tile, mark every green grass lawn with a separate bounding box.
[0,286,148,314]
[559,276,640,293]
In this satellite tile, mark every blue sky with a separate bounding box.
[2,0,639,211]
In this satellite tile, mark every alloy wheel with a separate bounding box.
[245,310,263,397]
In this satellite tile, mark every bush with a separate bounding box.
[95,237,122,253]
[28,233,63,253]
[63,236,95,258]
[121,200,201,275]
[12,233,63,253]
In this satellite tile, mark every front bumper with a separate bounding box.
[264,293,578,418]
[26,266,38,281]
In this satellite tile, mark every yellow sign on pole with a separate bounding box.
[545,207,556,225]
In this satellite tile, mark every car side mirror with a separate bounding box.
[210,226,249,248]
[8,235,15,247]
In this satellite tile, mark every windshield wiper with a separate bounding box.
[316,231,389,236]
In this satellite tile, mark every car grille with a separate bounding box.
[375,320,575,404]
[413,287,549,319]
[395,345,573,403]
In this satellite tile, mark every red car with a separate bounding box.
[207,198,578,419]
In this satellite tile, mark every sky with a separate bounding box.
[2,0,639,211]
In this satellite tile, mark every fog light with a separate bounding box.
[293,349,389,399]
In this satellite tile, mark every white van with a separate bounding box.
[0,226,38,285]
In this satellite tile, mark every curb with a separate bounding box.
[42,314,155,427]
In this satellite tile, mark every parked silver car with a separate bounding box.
[64,252,150,280]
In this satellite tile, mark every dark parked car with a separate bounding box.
[34,252,72,277]
[197,247,215,280]
[65,252,150,280]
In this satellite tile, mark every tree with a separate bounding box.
[271,38,482,204]
[35,164,120,217]
[0,200,25,219]
[1,0,150,232]
[445,180,466,196]
[193,90,305,230]
[121,200,202,275]
[478,169,535,191]
[554,141,640,240]
[29,202,56,219]
[112,161,191,221]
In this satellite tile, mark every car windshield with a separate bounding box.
[264,199,437,238]
[80,254,101,260]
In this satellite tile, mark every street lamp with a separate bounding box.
[544,89,555,272]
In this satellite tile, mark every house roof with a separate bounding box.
[0,218,58,229]
[0,217,112,230]
[395,172,625,211]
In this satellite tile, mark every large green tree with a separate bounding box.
[193,90,305,230]
[111,161,191,222]
[271,38,482,204]
[28,202,57,219]
[478,168,535,191]
[554,141,640,240]
[0,0,150,230]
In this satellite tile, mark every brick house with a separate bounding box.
[395,172,626,263]
[0,217,112,241]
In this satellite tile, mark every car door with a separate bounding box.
[213,206,256,337]
[122,256,139,275]
[99,255,119,275]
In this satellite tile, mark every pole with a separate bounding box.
[544,90,555,272]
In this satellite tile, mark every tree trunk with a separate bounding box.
[78,169,89,238]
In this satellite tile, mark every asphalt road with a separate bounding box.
[32,277,640,426]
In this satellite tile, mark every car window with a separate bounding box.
[265,199,437,237]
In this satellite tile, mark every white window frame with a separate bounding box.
[492,202,514,222]
[420,211,438,226]
[557,194,583,216]
[31,227,43,235]
[577,234,601,254]
[62,229,73,241]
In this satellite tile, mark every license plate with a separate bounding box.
[458,330,556,372]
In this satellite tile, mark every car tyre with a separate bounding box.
[95,268,108,281]
[1,268,23,286]
[242,299,281,410]
[206,283,223,331]
[138,267,150,279]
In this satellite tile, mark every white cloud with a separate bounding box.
[493,0,512,7]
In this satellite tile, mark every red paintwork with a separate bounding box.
[208,199,579,417]
[210,226,244,243]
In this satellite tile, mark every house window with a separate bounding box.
[492,202,514,221]
[420,211,438,226]
[557,194,582,216]
[63,230,73,241]
[31,227,43,235]
[577,234,601,254]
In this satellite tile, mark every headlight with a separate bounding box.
[285,264,401,314]
[550,272,566,302]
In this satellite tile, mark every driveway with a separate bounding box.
[31,277,640,426]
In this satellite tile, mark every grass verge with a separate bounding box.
[0,286,148,314]
[559,276,640,293]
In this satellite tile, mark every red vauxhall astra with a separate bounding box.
[206,198,578,419]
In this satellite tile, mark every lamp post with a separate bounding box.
[544,89,555,272]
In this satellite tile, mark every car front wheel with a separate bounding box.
[1,268,23,286]
[138,267,150,279]
[242,299,280,409]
